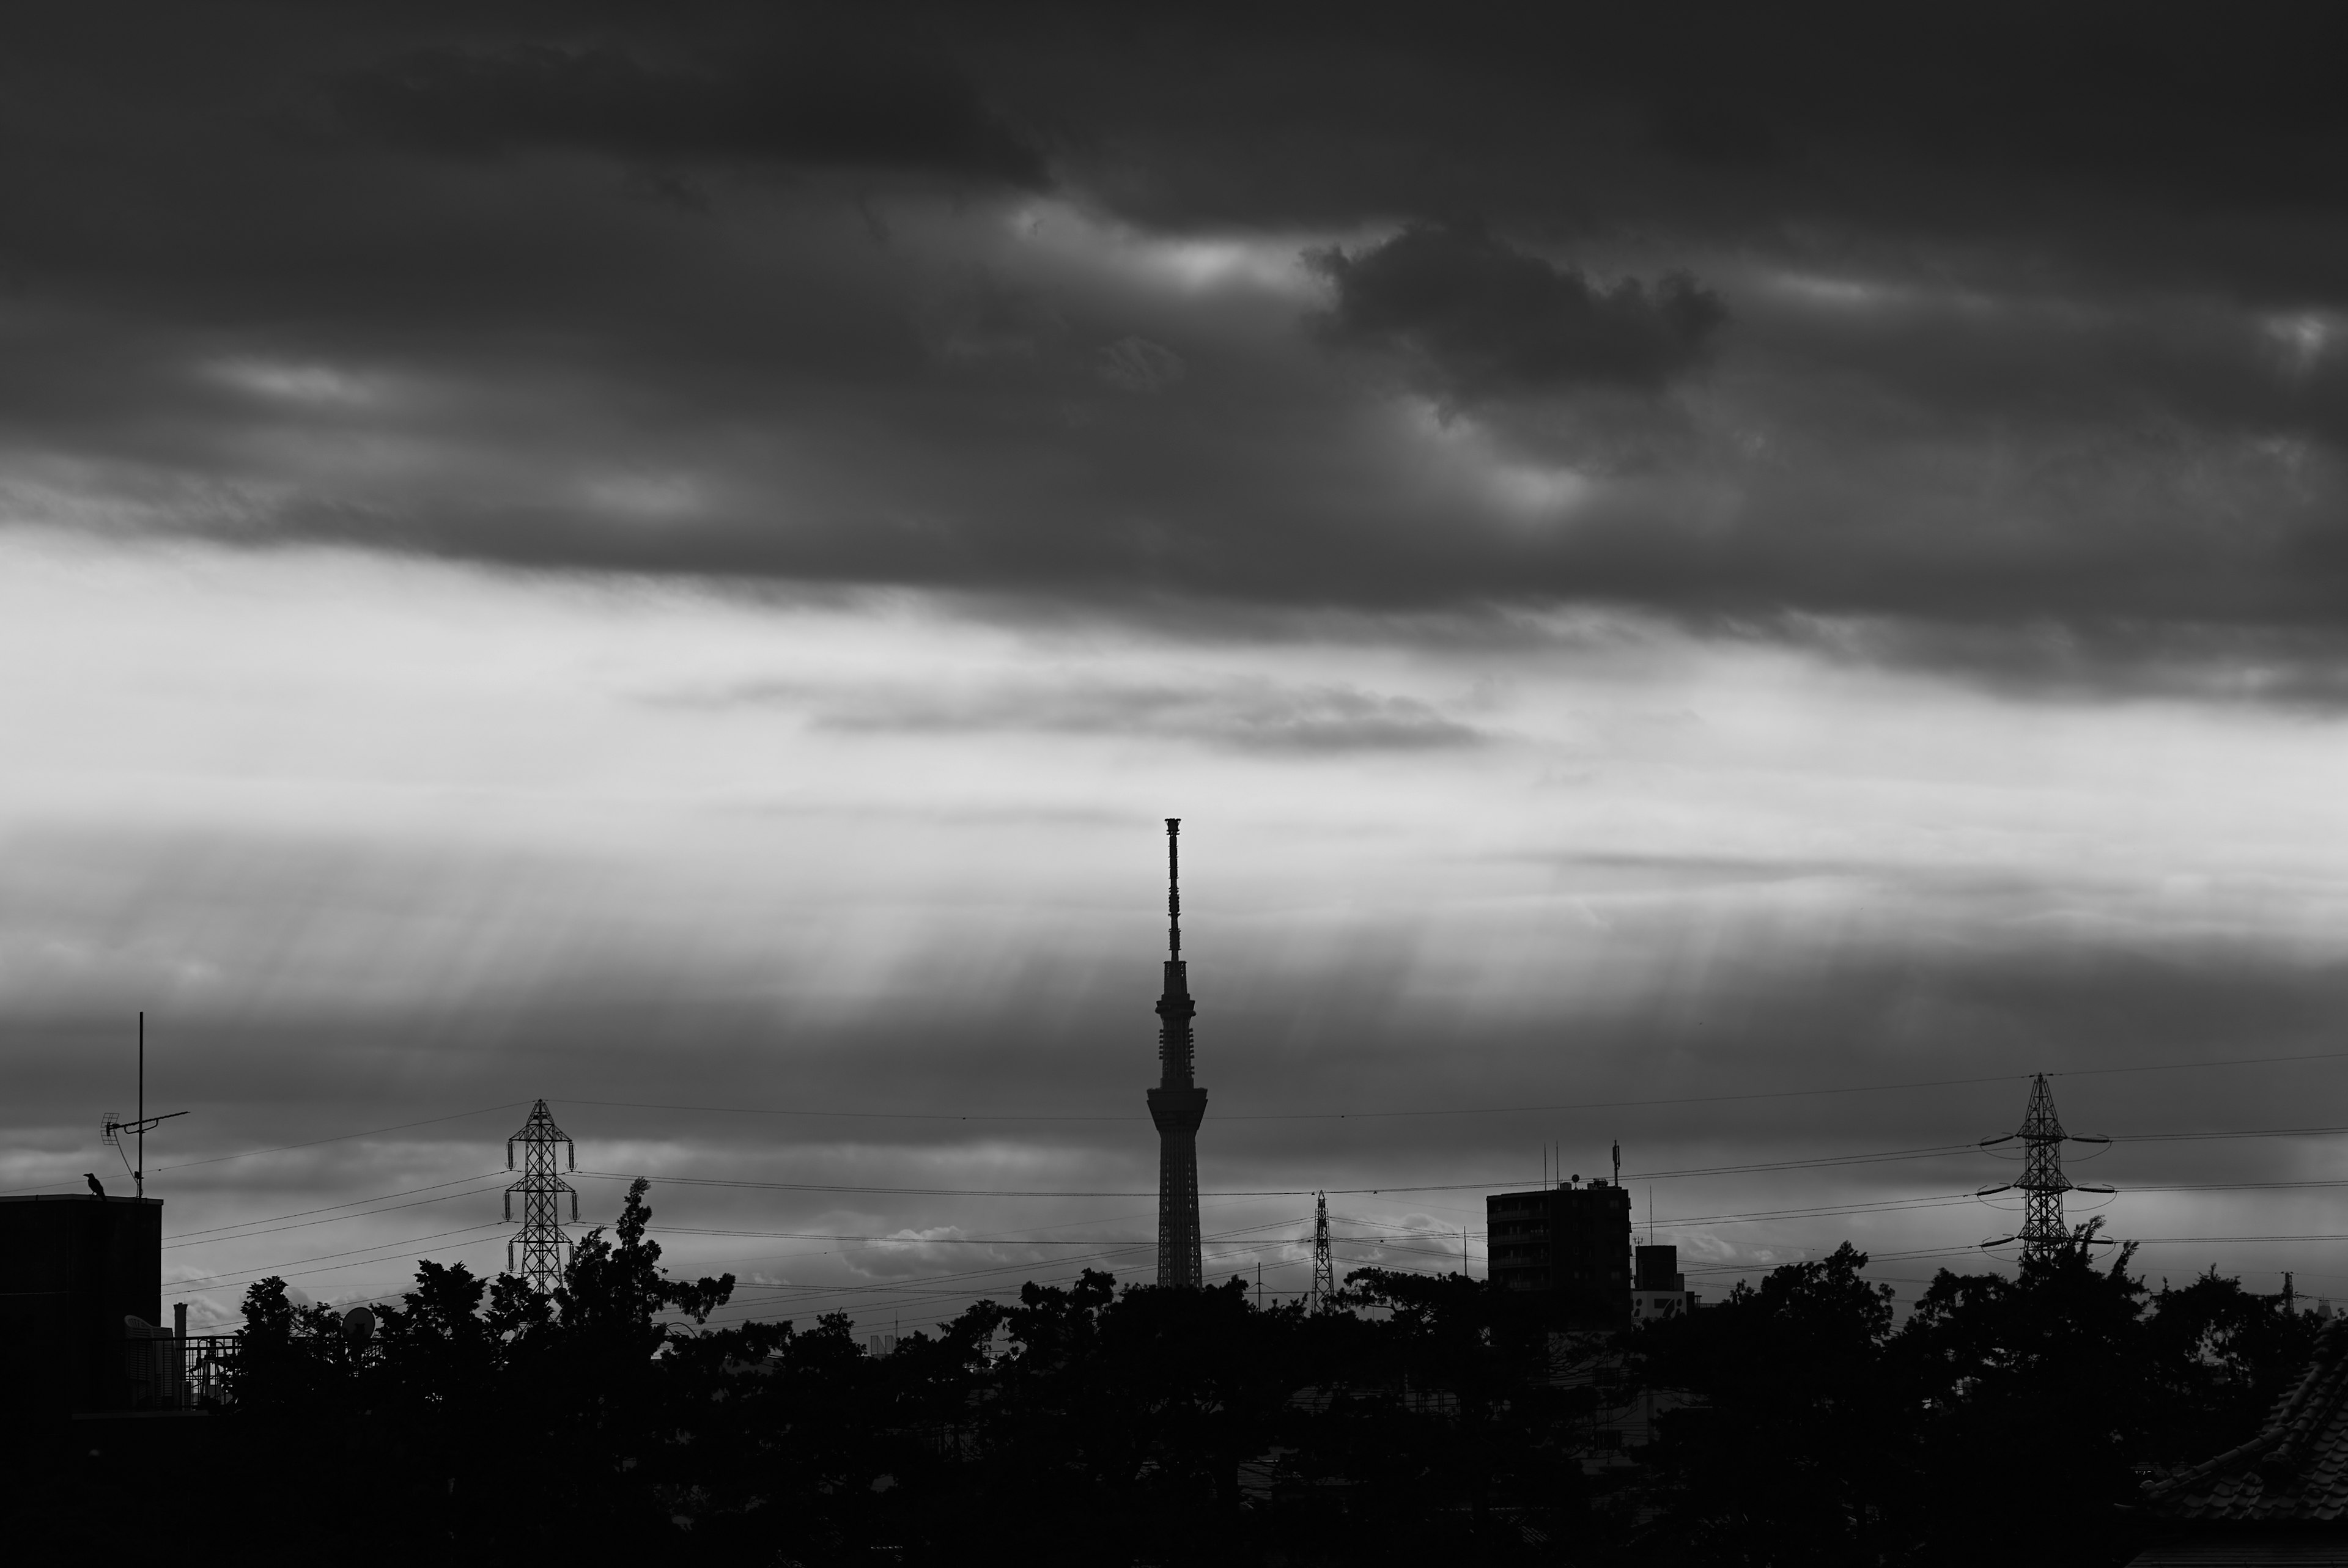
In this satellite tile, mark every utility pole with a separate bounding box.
[504,1100,579,1292]
[1308,1191,1335,1309]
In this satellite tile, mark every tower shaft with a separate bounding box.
[1150,819,1206,1289]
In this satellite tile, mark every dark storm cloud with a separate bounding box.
[7,1,2348,690]
[335,42,1046,186]
[1307,221,1725,402]
[1016,4,2348,295]
[672,675,1490,754]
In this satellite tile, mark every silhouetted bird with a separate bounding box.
[85,1173,106,1200]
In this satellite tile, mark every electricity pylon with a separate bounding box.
[1307,1191,1335,1309]
[504,1099,579,1291]
[1980,1074,2112,1261]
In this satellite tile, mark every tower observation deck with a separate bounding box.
[1148,818,1206,1289]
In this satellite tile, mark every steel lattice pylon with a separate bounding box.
[504,1099,578,1291]
[1147,819,1207,1289]
[1307,1191,1335,1309]
[2014,1074,2073,1261]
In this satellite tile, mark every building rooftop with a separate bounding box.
[2144,1316,2348,1525]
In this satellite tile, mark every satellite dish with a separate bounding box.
[342,1306,376,1345]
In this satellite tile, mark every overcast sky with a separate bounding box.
[8,2,2348,1330]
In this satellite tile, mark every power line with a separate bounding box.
[161,1224,511,1297]
[2118,1124,2348,1144]
[2126,1234,2348,1246]
[651,1227,1173,1245]
[153,1104,524,1175]
[579,1167,1499,1199]
[24,1055,2348,1204]
[0,1102,528,1196]
[162,1174,507,1246]
[564,1047,2348,1129]
[1626,1145,1976,1180]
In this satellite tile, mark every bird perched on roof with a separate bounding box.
[85,1173,107,1200]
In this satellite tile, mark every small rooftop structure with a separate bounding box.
[1632,1243,1699,1323]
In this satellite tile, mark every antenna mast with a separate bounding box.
[103,1011,187,1199]
[504,1100,579,1292]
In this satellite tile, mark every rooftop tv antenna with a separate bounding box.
[1977,1074,2113,1260]
[102,1012,188,1199]
[504,1099,579,1292]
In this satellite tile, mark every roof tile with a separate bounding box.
[2149,1318,2348,1524]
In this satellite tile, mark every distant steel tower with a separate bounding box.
[1148,819,1207,1289]
[1981,1074,2112,1261]
[504,1099,579,1291]
[1308,1192,1335,1309]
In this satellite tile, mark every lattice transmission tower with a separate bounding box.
[1980,1074,2111,1261]
[504,1099,578,1290]
[1307,1191,1335,1309]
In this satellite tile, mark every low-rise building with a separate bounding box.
[1631,1243,1700,1323]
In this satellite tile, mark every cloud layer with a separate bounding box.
[0,1,2340,688]
[9,6,2348,1325]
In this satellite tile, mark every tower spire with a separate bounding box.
[1167,814,1181,959]
[1148,818,1207,1287]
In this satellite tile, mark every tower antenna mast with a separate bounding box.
[1147,819,1208,1289]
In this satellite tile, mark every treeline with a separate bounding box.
[61,1183,2320,1566]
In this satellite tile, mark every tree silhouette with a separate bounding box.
[99,1210,2310,1565]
